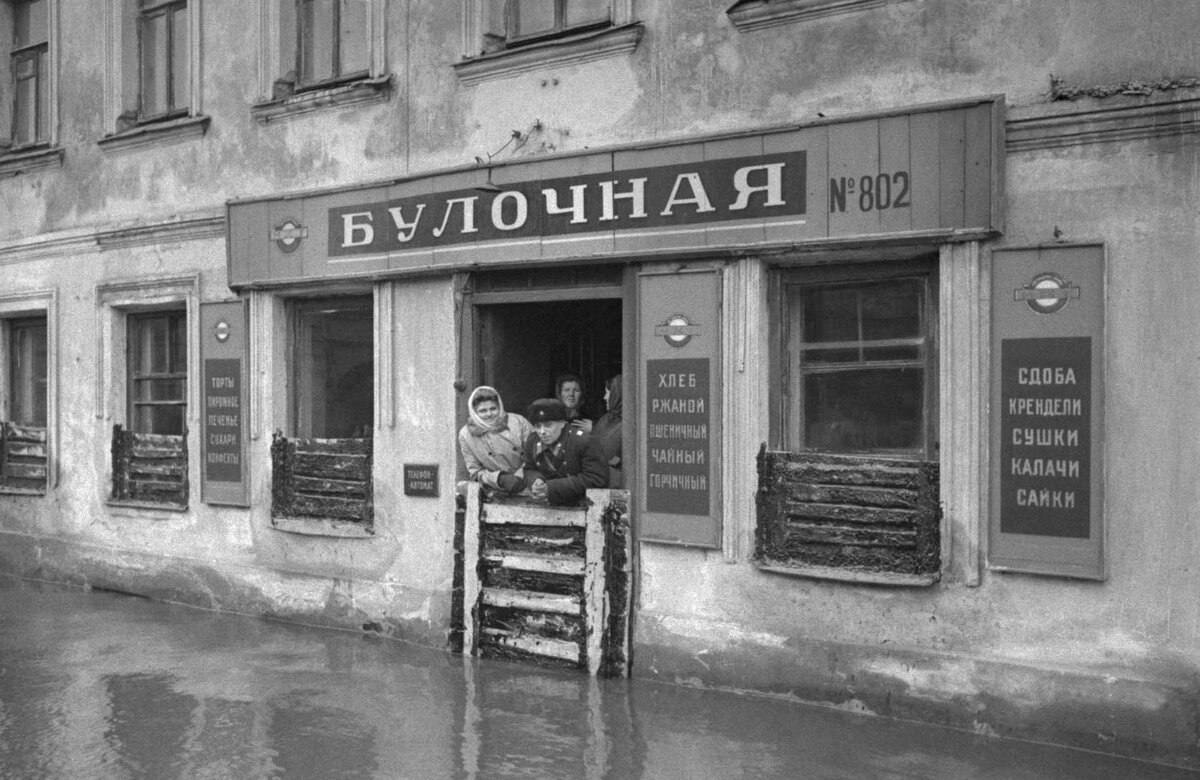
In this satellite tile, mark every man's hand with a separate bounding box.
[530,478,548,501]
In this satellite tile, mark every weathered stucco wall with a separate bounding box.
[2,0,1199,767]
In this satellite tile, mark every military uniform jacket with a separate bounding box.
[521,427,608,506]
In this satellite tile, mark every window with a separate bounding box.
[756,261,941,585]
[455,0,641,85]
[1,314,48,493]
[493,0,611,48]
[0,0,61,174]
[98,277,196,509]
[8,316,46,426]
[137,0,188,121]
[128,310,187,435]
[783,270,935,459]
[252,0,389,122]
[9,0,48,147]
[271,295,373,533]
[292,297,372,438]
[101,0,206,148]
[297,0,368,88]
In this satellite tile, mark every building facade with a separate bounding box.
[1,0,1198,767]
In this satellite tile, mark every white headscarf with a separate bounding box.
[465,385,509,435]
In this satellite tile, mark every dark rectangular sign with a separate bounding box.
[404,463,439,497]
[199,300,250,506]
[999,337,1091,538]
[203,358,243,482]
[329,153,806,255]
[645,358,711,515]
[989,245,1105,580]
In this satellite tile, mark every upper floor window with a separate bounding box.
[137,0,189,121]
[455,0,641,85]
[100,0,207,147]
[10,0,47,147]
[297,0,368,88]
[495,0,610,48]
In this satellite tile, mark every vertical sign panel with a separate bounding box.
[200,300,250,506]
[638,268,721,548]
[990,245,1104,579]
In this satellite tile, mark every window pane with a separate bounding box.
[141,12,169,116]
[171,7,189,110]
[129,311,186,435]
[803,368,924,453]
[9,318,47,427]
[13,52,39,146]
[339,0,369,75]
[566,0,609,27]
[512,0,556,37]
[300,0,335,83]
[801,285,859,344]
[860,279,922,341]
[136,405,184,436]
[14,0,48,48]
[295,298,373,438]
[36,49,49,141]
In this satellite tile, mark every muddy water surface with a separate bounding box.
[0,579,1191,779]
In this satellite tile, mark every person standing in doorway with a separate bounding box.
[592,374,623,489]
[457,386,532,496]
[522,398,607,506]
[555,373,593,433]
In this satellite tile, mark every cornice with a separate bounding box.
[1007,92,1200,153]
[0,146,65,179]
[97,114,211,154]
[250,74,393,124]
[0,214,226,264]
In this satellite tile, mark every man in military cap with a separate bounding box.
[522,398,608,506]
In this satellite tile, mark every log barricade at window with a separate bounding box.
[458,485,632,677]
[755,447,940,585]
[0,421,48,493]
[270,431,374,530]
[110,424,188,507]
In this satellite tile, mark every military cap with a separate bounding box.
[527,398,568,422]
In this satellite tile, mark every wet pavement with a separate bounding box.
[0,578,1193,780]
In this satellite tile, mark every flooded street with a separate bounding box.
[0,578,1191,780]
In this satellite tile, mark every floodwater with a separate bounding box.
[0,579,1193,780]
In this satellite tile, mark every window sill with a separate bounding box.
[0,486,47,497]
[107,499,188,514]
[251,74,393,124]
[0,145,64,178]
[98,115,211,153]
[454,22,644,86]
[757,562,939,587]
[271,516,375,538]
[727,0,906,31]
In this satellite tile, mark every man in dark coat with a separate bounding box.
[522,398,608,506]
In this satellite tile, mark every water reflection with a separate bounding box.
[0,579,1193,780]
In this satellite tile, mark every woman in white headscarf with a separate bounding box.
[457,386,533,494]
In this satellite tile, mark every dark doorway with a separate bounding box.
[476,298,622,420]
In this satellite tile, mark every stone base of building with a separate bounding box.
[0,530,449,649]
[633,616,1200,771]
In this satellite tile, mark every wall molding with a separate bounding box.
[727,0,907,32]
[1007,93,1200,153]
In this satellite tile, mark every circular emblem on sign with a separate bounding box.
[214,320,231,343]
[272,219,307,254]
[1024,273,1071,315]
[655,314,701,348]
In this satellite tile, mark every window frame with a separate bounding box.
[772,259,939,461]
[126,307,188,436]
[101,0,206,148]
[6,315,47,427]
[136,0,189,122]
[10,0,48,148]
[501,0,612,48]
[455,0,641,86]
[0,289,56,495]
[295,0,370,92]
[289,294,374,439]
[0,0,61,175]
[252,0,389,122]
